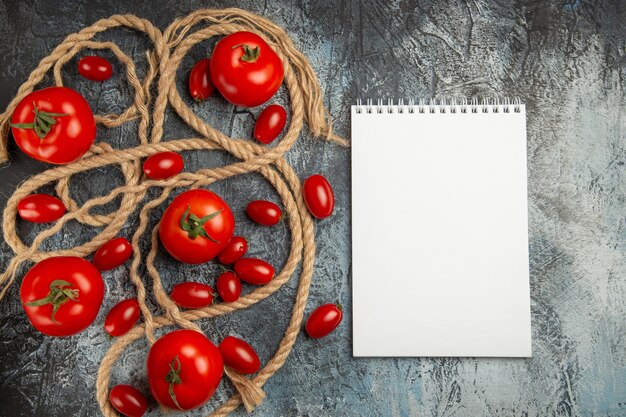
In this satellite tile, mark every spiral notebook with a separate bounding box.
[351,99,531,357]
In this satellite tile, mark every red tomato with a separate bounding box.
[233,258,274,285]
[109,384,148,417]
[305,304,343,339]
[10,86,96,164]
[147,329,223,410]
[189,58,214,102]
[78,56,113,82]
[217,236,248,265]
[104,298,140,337]
[210,31,284,107]
[246,200,282,226]
[170,282,215,309]
[216,271,242,302]
[17,194,66,223]
[93,237,132,270]
[159,189,235,264]
[143,152,184,180]
[218,336,260,375]
[303,174,335,219]
[254,104,286,144]
[20,256,104,337]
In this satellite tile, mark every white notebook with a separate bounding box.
[351,99,531,357]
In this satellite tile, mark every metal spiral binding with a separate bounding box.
[354,98,522,114]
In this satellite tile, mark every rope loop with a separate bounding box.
[0,8,345,416]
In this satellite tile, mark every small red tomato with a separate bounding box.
[171,282,215,309]
[233,258,274,285]
[109,384,148,417]
[303,174,335,219]
[143,152,184,180]
[20,257,104,337]
[189,58,214,102]
[105,298,140,337]
[78,56,113,82]
[210,31,284,107]
[254,104,287,144]
[17,194,66,223]
[11,86,96,164]
[147,329,223,410]
[93,237,132,271]
[216,272,242,302]
[305,304,343,339]
[218,336,261,375]
[217,236,248,265]
[246,200,282,226]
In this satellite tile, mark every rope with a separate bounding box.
[0,7,347,417]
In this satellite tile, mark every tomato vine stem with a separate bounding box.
[231,43,260,63]
[25,279,79,324]
[165,356,183,410]
[10,103,68,140]
[179,205,223,242]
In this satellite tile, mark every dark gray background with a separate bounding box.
[0,0,625,416]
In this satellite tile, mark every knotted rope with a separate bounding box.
[0,8,347,416]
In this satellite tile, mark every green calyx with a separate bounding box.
[179,206,223,242]
[232,44,260,63]
[165,356,183,410]
[25,280,79,324]
[11,102,68,140]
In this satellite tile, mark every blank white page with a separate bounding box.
[351,103,531,357]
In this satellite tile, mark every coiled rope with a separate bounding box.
[0,8,347,416]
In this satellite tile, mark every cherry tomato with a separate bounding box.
[17,194,66,223]
[233,258,274,285]
[246,200,282,226]
[189,58,214,102]
[143,151,184,180]
[303,174,335,219]
[254,104,287,144]
[305,304,343,339]
[147,329,223,410]
[210,31,284,107]
[104,298,140,337]
[170,282,215,309]
[11,86,96,164]
[217,236,248,265]
[20,256,104,337]
[109,384,148,417]
[216,271,242,302]
[159,189,235,264]
[78,56,113,82]
[218,336,260,375]
[93,237,132,271]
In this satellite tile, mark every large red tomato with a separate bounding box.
[159,189,234,264]
[10,87,96,164]
[147,329,223,411]
[210,31,284,107]
[20,256,104,337]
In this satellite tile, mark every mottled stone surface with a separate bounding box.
[0,0,624,416]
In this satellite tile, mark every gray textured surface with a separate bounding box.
[0,0,625,416]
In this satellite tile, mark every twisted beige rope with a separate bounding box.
[0,8,346,416]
